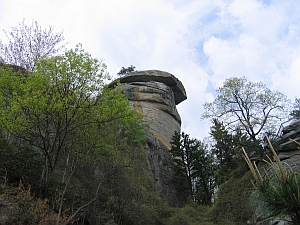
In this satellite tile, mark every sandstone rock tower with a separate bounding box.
[109,70,187,206]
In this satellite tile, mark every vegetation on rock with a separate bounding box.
[243,136,300,224]
[117,65,135,76]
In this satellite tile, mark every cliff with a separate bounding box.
[109,70,187,206]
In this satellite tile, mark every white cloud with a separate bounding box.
[201,0,300,92]
[228,0,284,43]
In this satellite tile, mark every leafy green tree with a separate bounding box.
[203,77,290,142]
[192,141,215,205]
[0,45,142,192]
[170,131,195,196]
[0,19,66,71]
[0,45,146,224]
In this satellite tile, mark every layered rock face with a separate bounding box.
[109,70,187,206]
[276,120,300,167]
[254,121,300,225]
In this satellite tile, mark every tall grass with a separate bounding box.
[243,135,300,224]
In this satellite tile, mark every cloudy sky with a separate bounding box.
[0,0,300,140]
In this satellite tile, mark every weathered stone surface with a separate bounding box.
[144,130,187,207]
[108,70,187,206]
[109,70,187,105]
[254,120,300,225]
[121,81,181,148]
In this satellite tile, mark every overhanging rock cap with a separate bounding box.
[108,70,187,105]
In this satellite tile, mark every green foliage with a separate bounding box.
[211,170,255,225]
[0,45,144,191]
[117,65,135,76]
[170,131,215,205]
[0,44,148,224]
[243,136,300,223]
[75,140,169,225]
[203,77,289,142]
[0,141,43,189]
[165,202,216,225]
[210,119,261,184]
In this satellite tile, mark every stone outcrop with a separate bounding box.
[254,120,300,225]
[275,120,300,171]
[109,70,187,206]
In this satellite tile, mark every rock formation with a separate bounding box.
[276,120,300,167]
[109,70,187,206]
[254,120,300,225]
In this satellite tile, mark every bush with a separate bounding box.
[0,141,43,191]
[210,168,255,225]
[165,202,216,225]
[0,181,60,224]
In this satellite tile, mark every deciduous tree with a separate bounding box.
[0,44,142,193]
[203,77,290,142]
[0,20,66,71]
[0,44,146,224]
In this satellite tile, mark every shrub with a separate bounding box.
[243,136,300,224]
[210,168,255,225]
[0,181,61,224]
[166,202,216,225]
[0,141,43,191]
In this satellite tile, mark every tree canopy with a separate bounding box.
[117,65,135,76]
[0,44,150,224]
[202,77,290,141]
[0,19,66,71]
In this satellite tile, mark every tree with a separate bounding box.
[117,65,135,76]
[0,19,66,71]
[203,77,290,142]
[0,44,142,192]
[210,118,259,184]
[0,45,146,224]
[192,141,215,205]
[170,131,195,196]
[210,119,241,185]
[170,131,215,205]
[290,98,300,120]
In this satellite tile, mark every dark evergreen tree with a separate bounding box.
[210,119,260,185]
[170,131,215,205]
[290,98,300,120]
[117,65,135,76]
[170,131,194,196]
[192,140,215,205]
